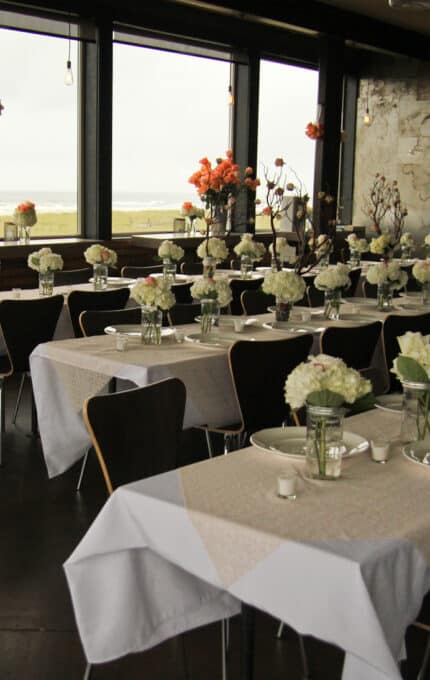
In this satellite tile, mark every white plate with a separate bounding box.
[375,394,403,413]
[194,315,258,328]
[396,302,425,311]
[104,324,176,338]
[399,291,422,298]
[344,297,376,306]
[333,313,376,322]
[184,332,255,347]
[403,443,430,467]
[89,276,136,286]
[250,427,369,459]
[262,321,321,333]
[151,273,190,282]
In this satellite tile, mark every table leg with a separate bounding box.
[241,604,255,680]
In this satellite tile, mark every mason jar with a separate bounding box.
[376,282,393,311]
[163,258,177,283]
[200,298,220,335]
[305,405,345,480]
[141,305,163,345]
[93,263,108,290]
[324,288,341,321]
[39,271,54,296]
[401,380,430,460]
[240,255,253,280]
[275,299,292,323]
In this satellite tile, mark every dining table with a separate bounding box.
[64,407,430,680]
[29,297,427,479]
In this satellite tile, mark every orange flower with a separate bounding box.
[225,149,233,159]
[182,201,193,211]
[274,158,284,167]
[263,206,272,216]
[305,122,324,140]
[245,167,253,176]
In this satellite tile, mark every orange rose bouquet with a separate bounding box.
[305,122,324,140]
[14,201,37,228]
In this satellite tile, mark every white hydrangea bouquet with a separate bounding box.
[131,276,176,344]
[233,234,266,260]
[158,240,184,262]
[366,261,407,310]
[412,260,430,285]
[346,233,369,253]
[314,263,351,320]
[28,247,64,273]
[197,237,229,262]
[400,232,415,249]
[190,277,233,334]
[262,270,306,322]
[369,233,396,259]
[285,354,373,479]
[269,237,296,265]
[84,244,117,266]
[425,234,430,250]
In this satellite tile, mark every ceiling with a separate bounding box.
[319,0,430,35]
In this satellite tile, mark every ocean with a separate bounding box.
[0,190,193,215]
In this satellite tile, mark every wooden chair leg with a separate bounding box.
[83,663,92,680]
[417,634,430,680]
[12,373,26,425]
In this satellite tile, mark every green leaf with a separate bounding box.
[347,392,375,415]
[396,356,429,383]
[306,390,345,407]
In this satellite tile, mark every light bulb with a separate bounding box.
[228,86,234,106]
[363,109,371,126]
[64,60,74,86]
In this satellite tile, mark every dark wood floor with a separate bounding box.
[0,376,428,679]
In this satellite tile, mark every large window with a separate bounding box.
[0,27,78,237]
[256,60,318,230]
[112,42,230,234]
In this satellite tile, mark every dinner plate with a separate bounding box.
[399,291,422,298]
[333,313,376,322]
[151,273,190,282]
[403,443,430,467]
[250,427,369,459]
[184,332,255,347]
[194,315,258,328]
[104,324,176,338]
[262,321,321,333]
[374,393,403,413]
[344,297,376,306]
[396,302,426,311]
[89,276,136,286]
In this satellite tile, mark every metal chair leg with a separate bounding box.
[205,429,214,459]
[298,635,311,680]
[12,374,26,425]
[221,618,228,680]
[241,604,255,680]
[417,634,430,680]
[30,381,38,436]
[0,379,4,466]
[76,449,90,492]
[83,663,92,680]
[276,622,284,639]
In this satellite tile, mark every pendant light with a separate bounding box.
[64,19,74,86]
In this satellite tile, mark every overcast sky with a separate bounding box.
[0,27,318,198]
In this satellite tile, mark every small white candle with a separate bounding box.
[233,319,245,333]
[116,333,128,351]
[301,310,311,322]
[277,474,297,499]
[371,440,390,463]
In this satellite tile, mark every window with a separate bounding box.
[112,42,230,234]
[0,27,78,237]
[256,60,318,230]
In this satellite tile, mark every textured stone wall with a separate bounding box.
[353,64,430,243]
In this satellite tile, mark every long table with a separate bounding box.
[64,408,430,679]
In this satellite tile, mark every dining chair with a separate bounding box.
[362,280,403,299]
[68,288,131,338]
[55,267,92,285]
[348,267,362,297]
[229,277,264,315]
[382,313,430,393]
[168,302,201,326]
[306,282,325,307]
[121,264,163,278]
[171,281,193,304]
[0,295,64,461]
[240,289,275,315]
[200,335,313,457]
[180,261,203,275]
[79,307,141,337]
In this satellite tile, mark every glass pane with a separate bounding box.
[112,43,230,234]
[0,27,78,238]
[256,60,318,231]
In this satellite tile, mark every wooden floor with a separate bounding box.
[0,376,428,680]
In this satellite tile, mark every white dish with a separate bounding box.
[104,324,176,338]
[403,443,430,467]
[375,394,403,414]
[250,427,369,459]
[262,321,321,333]
[194,315,258,328]
[399,291,422,298]
[344,297,376,306]
[89,276,136,286]
[396,302,425,311]
[184,332,255,347]
[151,273,189,282]
[333,313,376,323]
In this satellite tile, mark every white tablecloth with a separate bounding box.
[64,409,430,679]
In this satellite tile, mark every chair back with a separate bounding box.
[168,303,201,326]
[79,307,141,337]
[229,335,313,433]
[68,288,130,337]
[121,265,163,278]
[348,268,362,297]
[320,321,382,371]
[229,277,264,315]
[363,280,402,299]
[83,378,186,494]
[0,296,64,374]
[307,283,325,307]
[240,289,275,315]
[55,268,92,286]
[383,313,430,393]
[181,262,203,275]
[172,281,193,304]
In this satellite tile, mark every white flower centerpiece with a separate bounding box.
[346,233,369,267]
[84,245,117,290]
[233,234,266,279]
[412,260,430,305]
[312,234,332,268]
[369,233,396,262]
[425,234,430,257]
[392,332,430,455]
[181,202,205,235]
[268,237,297,271]
[400,232,415,259]
[366,261,408,310]
[28,247,64,296]
[314,263,351,321]
[262,270,306,322]
[285,354,372,480]
[14,200,37,243]
[131,276,175,344]
[158,240,184,283]
[196,237,229,279]
[190,277,232,335]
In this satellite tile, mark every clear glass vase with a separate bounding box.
[275,299,292,322]
[39,271,54,296]
[200,298,220,335]
[377,282,393,311]
[203,256,216,279]
[19,225,31,244]
[240,255,253,279]
[93,263,108,290]
[401,381,430,457]
[401,245,412,260]
[141,305,162,345]
[305,405,345,480]
[349,250,361,267]
[324,288,341,320]
[163,258,177,283]
[319,253,330,268]
[422,282,430,305]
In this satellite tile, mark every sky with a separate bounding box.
[0,27,318,200]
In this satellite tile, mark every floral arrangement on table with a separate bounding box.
[131,276,176,344]
[400,232,415,249]
[305,121,324,140]
[362,175,407,255]
[284,354,373,479]
[190,277,233,334]
[346,233,369,255]
[268,237,296,265]
[369,232,397,261]
[196,236,229,278]
[84,244,117,266]
[412,260,430,304]
[309,233,332,263]
[158,240,184,262]
[181,202,205,220]
[262,270,306,322]
[314,263,351,320]
[425,234,430,251]
[366,261,408,310]
[14,201,37,228]
[233,234,265,260]
[28,247,64,273]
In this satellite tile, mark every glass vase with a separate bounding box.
[203,256,216,279]
[141,305,162,345]
[349,250,361,267]
[376,282,393,311]
[186,216,195,235]
[422,282,430,305]
[401,380,430,459]
[401,245,412,260]
[19,225,31,244]
[39,271,54,296]
[93,263,108,290]
[324,288,341,320]
[200,298,220,336]
[240,255,253,279]
[163,258,177,283]
[319,253,330,268]
[275,299,292,323]
[305,405,345,480]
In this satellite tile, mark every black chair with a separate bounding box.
[348,267,362,297]
[240,289,275,315]
[168,302,201,326]
[383,313,430,393]
[363,280,403,299]
[306,283,325,307]
[172,281,193,304]
[180,261,203,275]
[229,277,264,315]
[79,307,141,337]
[68,288,130,338]
[0,296,64,459]
[121,265,163,278]
[55,268,92,286]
